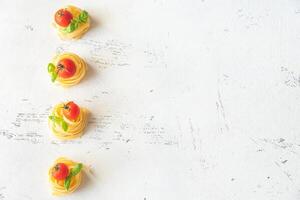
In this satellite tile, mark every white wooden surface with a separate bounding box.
[0,0,299,199]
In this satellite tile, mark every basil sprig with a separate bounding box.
[64,163,83,190]
[48,63,58,82]
[64,10,89,33]
[49,115,68,131]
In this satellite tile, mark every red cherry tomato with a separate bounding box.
[63,101,80,120]
[57,58,76,78]
[55,9,73,27]
[52,163,69,180]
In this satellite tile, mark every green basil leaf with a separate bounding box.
[70,23,76,32]
[79,11,88,23]
[64,175,72,190]
[63,163,82,190]
[81,10,88,16]
[51,72,58,82]
[49,115,58,128]
[74,21,79,30]
[49,115,68,131]
[63,11,88,33]
[71,163,83,176]
[66,26,72,33]
[72,18,78,23]
[48,63,55,72]
[61,120,68,131]
[66,22,75,33]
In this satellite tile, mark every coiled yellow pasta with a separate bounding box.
[49,157,83,196]
[49,103,88,140]
[54,5,90,40]
[50,52,86,87]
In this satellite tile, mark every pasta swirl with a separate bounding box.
[49,157,83,195]
[50,52,86,87]
[54,5,90,40]
[49,103,88,140]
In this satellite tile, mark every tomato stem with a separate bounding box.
[63,104,70,110]
[57,63,64,70]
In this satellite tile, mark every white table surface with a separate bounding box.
[0,0,299,199]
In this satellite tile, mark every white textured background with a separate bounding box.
[0,0,299,199]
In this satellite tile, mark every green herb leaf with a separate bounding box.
[63,163,83,191]
[51,71,58,82]
[71,163,83,176]
[78,11,88,23]
[49,115,60,123]
[61,120,68,132]
[66,21,76,33]
[63,10,89,33]
[73,20,79,30]
[49,115,68,131]
[64,176,72,191]
[48,63,55,72]
[49,115,57,128]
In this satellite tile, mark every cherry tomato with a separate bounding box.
[63,101,80,120]
[57,58,76,78]
[52,163,69,180]
[55,9,73,27]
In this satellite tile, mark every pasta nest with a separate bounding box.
[54,5,90,40]
[49,157,83,195]
[50,52,87,87]
[48,103,88,140]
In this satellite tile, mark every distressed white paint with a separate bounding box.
[0,0,299,199]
